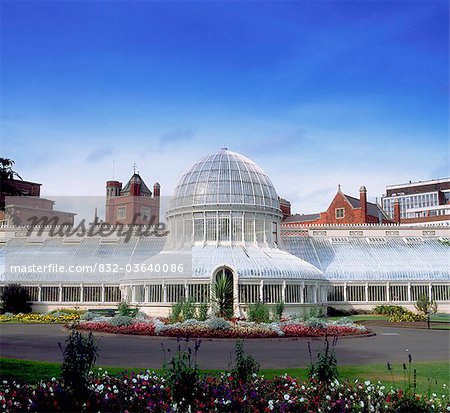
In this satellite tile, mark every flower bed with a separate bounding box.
[74,315,370,339]
[1,372,448,412]
[78,321,155,335]
[0,312,80,324]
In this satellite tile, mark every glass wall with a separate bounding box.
[168,211,280,246]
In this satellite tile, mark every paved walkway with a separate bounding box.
[0,324,448,369]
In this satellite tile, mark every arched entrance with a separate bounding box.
[212,267,235,318]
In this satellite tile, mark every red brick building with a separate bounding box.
[1,179,75,226]
[282,185,393,227]
[279,197,291,219]
[105,173,160,225]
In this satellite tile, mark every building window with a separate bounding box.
[141,207,151,221]
[335,208,345,219]
[272,222,278,244]
[117,207,126,219]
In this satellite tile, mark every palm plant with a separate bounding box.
[212,273,234,319]
[0,158,24,211]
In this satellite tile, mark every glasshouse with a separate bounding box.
[1,148,449,314]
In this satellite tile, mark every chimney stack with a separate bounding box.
[359,186,367,222]
[106,181,121,198]
[130,180,141,196]
[153,182,161,197]
[393,199,401,223]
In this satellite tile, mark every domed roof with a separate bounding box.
[169,148,280,211]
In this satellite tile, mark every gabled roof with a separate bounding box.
[283,213,320,223]
[343,194,388,219]
[121,174,152,196]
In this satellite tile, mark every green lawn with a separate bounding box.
[327,315,389,321]
[430,313,450,323]
[327,314,450,329]
[1,358,448,395]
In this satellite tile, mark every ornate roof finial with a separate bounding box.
[338,184,341,192]
[133,162,137,174]
[220,145,228,151]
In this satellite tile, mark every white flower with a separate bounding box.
[284,394,290,401]
[360,401,364,408]
[364,380,371,386]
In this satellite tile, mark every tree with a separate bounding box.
[212,273,234,319]
[0,158,22,181]
[415,295,438,329]
[0,158,23,211]
[0,284,32,314]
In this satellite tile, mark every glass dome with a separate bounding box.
[169,147,280,211]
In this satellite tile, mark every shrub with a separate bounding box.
[169,302,183,323]
[206,317,231,330]
[135,310,149,322]
[327,306,354,317]
[415,295,438,316]
[302,306,325,320]
[109,315,134,326]
[247,301,270,323]
[331,316,354,326]
[117,301,134,317]
[305,317,326,329]
[415,295,438,329]
[49,308,84,315]
[80,311,96,321]
[181,298,196,321]
[272,300,285,321]
[389,312,426,323]
[59,331,98,401]
[162,338,201,411]
[230,340,260,382]
[0,284,32,314]
[308,335,339,384]
[373,305,425,323]
[197,302,209,321]
[372,304,407,316]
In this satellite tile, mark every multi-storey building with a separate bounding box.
[105,173,160,225]
[0,178,75,226]
[282,186,393,228]
[382,178,450,225]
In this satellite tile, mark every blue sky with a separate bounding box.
[1,0,448,216]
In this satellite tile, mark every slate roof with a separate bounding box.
[282,213,320,223]
[121,174,152,196]
[343,194,388,219]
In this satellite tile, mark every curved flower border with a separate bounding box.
[73,317,372,339]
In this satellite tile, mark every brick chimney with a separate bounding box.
[106,181,121,198]
[359,186,367,222]
[153,182,161,197]
[393,199,401,223]
[130,180,141,196]
[279,197,291,219]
